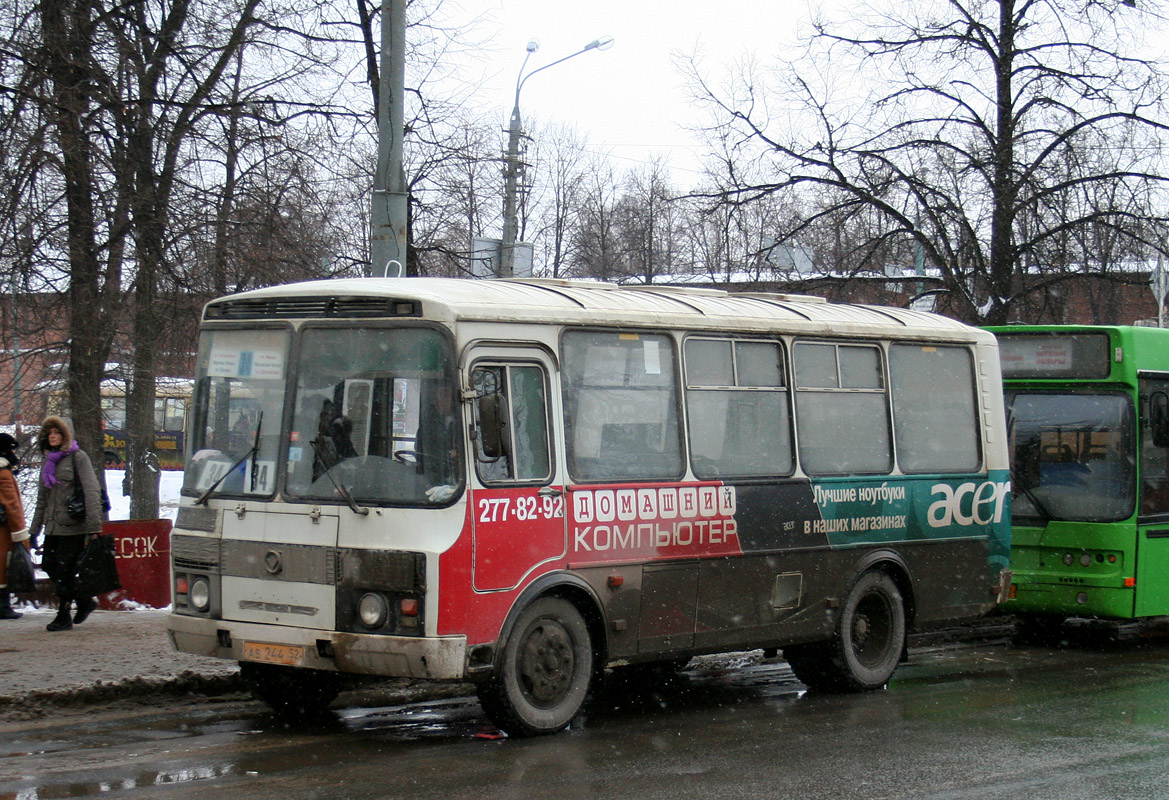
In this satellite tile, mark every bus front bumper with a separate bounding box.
[166,613,468,680]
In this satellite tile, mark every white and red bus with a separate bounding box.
[167,277,1011,735]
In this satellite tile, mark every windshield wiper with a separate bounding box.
[1017,483,1054,522]
[248,412,264,492]
[310,437,369,516]
[195,412,264,506]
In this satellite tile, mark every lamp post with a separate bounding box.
[499,35,613,277]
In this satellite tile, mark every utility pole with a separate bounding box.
[370,0,408,277]
[500,36,612,277]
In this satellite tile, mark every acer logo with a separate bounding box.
[926,480,1010,528]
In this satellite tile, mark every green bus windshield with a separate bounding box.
[1007,391,1135,522]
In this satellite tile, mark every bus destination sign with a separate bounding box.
[996,332,1111,379]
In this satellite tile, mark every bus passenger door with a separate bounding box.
[1137,375,1169,616]
[468,349,567,592]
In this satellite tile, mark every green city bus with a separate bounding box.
[988,325,1169,626]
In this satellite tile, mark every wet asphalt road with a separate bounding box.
[4,635,1169,799]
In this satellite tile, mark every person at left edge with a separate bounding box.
[29,417,104,632]
[0,433,32,620]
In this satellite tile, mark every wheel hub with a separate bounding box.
[519,621,574,705]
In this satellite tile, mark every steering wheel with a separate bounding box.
[393,449,419,465]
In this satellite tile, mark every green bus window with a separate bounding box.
[1141,379,1169,517]
[1009,391,1134,522]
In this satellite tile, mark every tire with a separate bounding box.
[786,570,906,692]
[476,596,594,737]
[239,661,342,718]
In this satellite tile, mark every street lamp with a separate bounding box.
[499,35,613,277]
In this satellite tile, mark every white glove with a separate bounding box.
[425,485,456,503]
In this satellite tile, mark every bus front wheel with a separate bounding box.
[239,661,342,718]
[476,596,594,737]
[786,570,906,692]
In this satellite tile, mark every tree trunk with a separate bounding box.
[41,0,112,510]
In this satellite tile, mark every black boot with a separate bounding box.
[73,596,96,625]
[46,601,73,632]
[0,589,21,620]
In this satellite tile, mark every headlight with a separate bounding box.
[357,592,389,629]
[190,577,211,612]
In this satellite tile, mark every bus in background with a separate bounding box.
[47,378,193,469]
[168,278,1011,736]
[989,325,1169,633]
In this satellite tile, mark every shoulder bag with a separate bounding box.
[67,481,86,520]
[75,534,121,597]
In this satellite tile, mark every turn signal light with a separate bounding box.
[1124,577,1136,587]
[400,598,419,617]
[175,576,189,595]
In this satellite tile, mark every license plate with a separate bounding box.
[241,641,305,667]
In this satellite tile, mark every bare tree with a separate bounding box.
[616,158,681,284]
[524,122,592,278]
[688,0,1169,323]
[571,153,624,279]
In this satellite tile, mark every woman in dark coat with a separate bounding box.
[29,416,103,632]
[0,432,31,619]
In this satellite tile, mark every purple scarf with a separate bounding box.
[42,441,79,488]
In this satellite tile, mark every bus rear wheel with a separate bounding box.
[239,661,342,718]
[786,570,906,692]
[476,596,594,737]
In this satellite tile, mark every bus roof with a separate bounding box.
[205,277,989,342]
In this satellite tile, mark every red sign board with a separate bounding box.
[97,519,173,609]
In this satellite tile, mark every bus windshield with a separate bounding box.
[184,329,290,498]
[284,326,461,506]
[1007,391,1135,522]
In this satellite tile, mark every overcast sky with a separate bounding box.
[458,0,819,179]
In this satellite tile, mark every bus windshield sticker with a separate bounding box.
[195,458,233,490]
[643,340,661,375]
[208,346,285,379]
[244,460,276,495]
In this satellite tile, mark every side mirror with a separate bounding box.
[477,394,510,458]
[1151,391,1169,448]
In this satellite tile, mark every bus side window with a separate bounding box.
[1150,391,1169,448]
[472,364,552,484]
[793,342,892,476]
[684,337,793,479]
[1141,380,1169,516]
[561,330,683,482]
[889,344,980,473]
